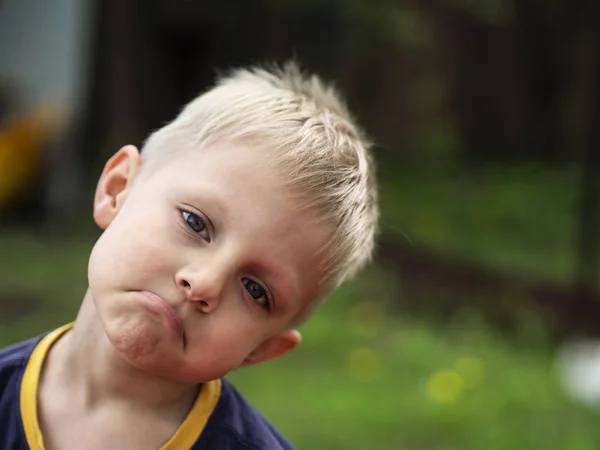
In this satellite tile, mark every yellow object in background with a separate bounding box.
[347,347,382,382]
[0,106,62,206]
[427,369,464,405]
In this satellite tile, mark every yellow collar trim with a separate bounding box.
[20,323,222,449]
[20,323,72,450]
[162,374,221,449]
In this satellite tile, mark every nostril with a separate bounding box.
[199,300,209,309]
[182,280,191,289]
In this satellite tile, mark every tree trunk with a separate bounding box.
[576,4,600,292]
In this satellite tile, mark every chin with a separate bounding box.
[106,314,180,368]
[167,351,240,384]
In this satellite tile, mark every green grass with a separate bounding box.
[380,165,579,283]
[1,228,600,449]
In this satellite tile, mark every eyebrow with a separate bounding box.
[178,181,232,227]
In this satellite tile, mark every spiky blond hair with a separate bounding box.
[142,62,378,304]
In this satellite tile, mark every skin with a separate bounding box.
[36,143,333,449]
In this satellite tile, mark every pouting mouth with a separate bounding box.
[140,291,186,345]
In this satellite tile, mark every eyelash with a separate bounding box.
[242,277,272,311]
[179,209,211,242]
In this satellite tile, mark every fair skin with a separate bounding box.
[36,143,333,450]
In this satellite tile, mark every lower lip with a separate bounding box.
[140,291,184,339]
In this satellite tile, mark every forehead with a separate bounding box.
[157,143,301,222]
[141,142,334,310]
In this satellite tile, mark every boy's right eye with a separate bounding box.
[180,210,211,242]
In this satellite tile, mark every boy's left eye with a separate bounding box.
[242,278,270,309]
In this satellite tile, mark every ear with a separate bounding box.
[93,145,141,229]
[241,329,302,367]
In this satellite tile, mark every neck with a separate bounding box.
[48,290,199,412]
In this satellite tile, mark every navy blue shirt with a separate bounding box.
[0,327,294,449]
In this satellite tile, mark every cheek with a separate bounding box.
[89,209,178,290]
[187,316,265,372]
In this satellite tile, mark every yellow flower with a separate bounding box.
[427,370,464,404]
[348,302,384,337]
[348,347,382,382]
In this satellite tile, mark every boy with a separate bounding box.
[0,62,378,449]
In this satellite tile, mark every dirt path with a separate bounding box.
[378,240,600,339]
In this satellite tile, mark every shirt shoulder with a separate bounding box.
[0,334,45,450]
[194,379,295,450]
[0,335,43,381]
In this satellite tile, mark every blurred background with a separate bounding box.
[2,0,600,448]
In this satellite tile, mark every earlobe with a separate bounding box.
[242,329,301,367]
[93,145,141,229]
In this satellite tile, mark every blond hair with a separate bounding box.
[142,62,378,301]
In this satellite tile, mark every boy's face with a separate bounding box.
[88,143,332,383]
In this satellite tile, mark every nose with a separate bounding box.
[175,266,225,314]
